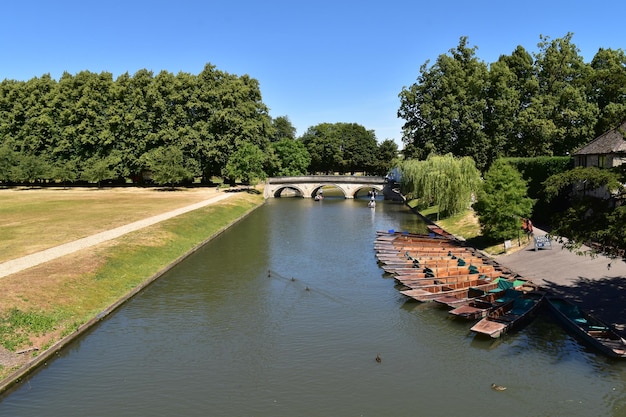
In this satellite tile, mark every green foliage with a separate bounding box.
[399,153,481,219]
[82,157,116,187]
[0,146,16,183]
[398,37,491,169]
[224,142,267,185]
[271,116,297,142]
[0,64,273,184]
[12,153,50,184]
[52,160,79,187]
[398,33,625,167]
[543,166,623,201]
[268,139,311,176]
[542,166,625,256]
[142,146,194,188]
[374,139,399,176]
[300,122,378,174]
[473,160,535,241]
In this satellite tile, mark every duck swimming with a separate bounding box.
[491,383,506,391]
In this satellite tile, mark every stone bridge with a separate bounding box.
[264,175,401,199]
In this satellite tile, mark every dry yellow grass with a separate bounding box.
[0,187,263,379]
[0,187,220,263]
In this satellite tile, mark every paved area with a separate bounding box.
[0,192,234,279]
[495,228,626,334]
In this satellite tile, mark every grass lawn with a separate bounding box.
[0,187,225,263]
[417,204,532,255]
[0,187,264,379]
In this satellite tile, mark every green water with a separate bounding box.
[1,197,625,417]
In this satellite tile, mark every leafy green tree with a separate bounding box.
[271,116,297,142]
[0,145,17,183]
[300,122,377,174]
[398,37,490,169]
[201,68,273,179]
[300,123,345,173]
[141,146,193,189]
[82,157,116,188]
[52,160,79,188]
[12,153,50,185]
[399,153,481,219]
[543,166,625,256]
[223,142,267,186]
[374,139,399,176]
[589,48,626,135]
[473,160,535,241]
[268,139,311,176]
[525,33,598,156]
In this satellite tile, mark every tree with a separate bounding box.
[374,139,399,176]
[0,145,17,184]
[268,139,311,176]
[12,153,49,185]
[142,146,193,189]
[82,157,116,188]
[399,153,481,220]
[300,123,345,173]
[398,37,490,169]
[52,160,79,188]
[473,160,535,242]
[223,142,267,186]
[300,122,377,174]
[543,166,625,257]
[589,48,626,135]
[524,33,598,156]
[271,116,297,142]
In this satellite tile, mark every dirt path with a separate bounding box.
[0,192,234,279]
[0,190,238,382]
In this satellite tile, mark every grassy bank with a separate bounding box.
[414,203,531,255]
[0,189,264,380]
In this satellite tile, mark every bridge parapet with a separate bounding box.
[264,175,388,199]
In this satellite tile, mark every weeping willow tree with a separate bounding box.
[399,154,482,219]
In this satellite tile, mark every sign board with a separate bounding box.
[504,240,512,250]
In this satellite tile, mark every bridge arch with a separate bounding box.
[264,175,391,199]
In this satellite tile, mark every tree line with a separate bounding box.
[0,64,398,186]
[398,33,626,170]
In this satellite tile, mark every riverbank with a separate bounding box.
[0,188,265,392]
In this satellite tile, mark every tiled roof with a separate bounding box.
[574,121,626,155]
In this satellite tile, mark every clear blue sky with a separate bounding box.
[2,1,624,147]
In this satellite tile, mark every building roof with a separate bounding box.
[574,121,626,155]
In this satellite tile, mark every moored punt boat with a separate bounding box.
[545,296,626,358]
[395,271,504,287]
[400,278,499,302]
[377,256,485,267]
[393,264,498,278]
[447,288,524,320]
[433,277,532,309]
[470,291,545,338]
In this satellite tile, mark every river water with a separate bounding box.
[1,197,625,416]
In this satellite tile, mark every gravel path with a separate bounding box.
[0,192,234,279]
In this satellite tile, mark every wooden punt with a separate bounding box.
[545,295,626,358]
[393,265,498,277]
[470,291,545,338]
[447,287,526,319]
[395,273,499,289]
[395,270,504,285]
[377,256,485,266]
[400,279,499,302]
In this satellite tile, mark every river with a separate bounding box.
[1,196,625,416]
